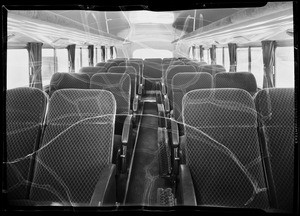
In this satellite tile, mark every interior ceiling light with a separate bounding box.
[128,11,174,24]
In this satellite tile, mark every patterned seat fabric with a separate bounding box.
[215,72,258,95]
[79,66,107,77]
[90,73,131,135]
[6,87,48,200]
[254,88,294,212]
[143,61,162,79]
[165,65,197,103]
[49,73,90,97]
[144,58,162,64]
[172,72,213,135]
[95,62,118,70]
[29,89,116,205]
[107,58,126,65]
[169,60,184,66]
[108,66,137,104]
[198,64,226,76]
[182,89,269,209]
[119,62,143,93]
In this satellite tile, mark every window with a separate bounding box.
[195,47,200,61]
[7,49,29,89]
[275,47,294,88]
[223,47,230,71]
[82,48,89,67]
[237,48,249,71]
[216,48,223,65]
[56,49,68,72]
[42,49,55,86]
[251,47,264,88]
[133,49,172,59]
[94,47,98,65]
[75,48,81,72]
[203,49,209,64]
[95,47,101,64]
[189,47,193,59]
[207,49,211,64]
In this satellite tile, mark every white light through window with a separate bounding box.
[128,11,174,24]
[133,49,172,59]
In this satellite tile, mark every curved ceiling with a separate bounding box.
[6,2,293,49]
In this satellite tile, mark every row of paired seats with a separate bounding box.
[80,58,225,94]
[6,87,130,206]
[159,71,257,129]
[154,68,294,213]
[49,72,139,139]
[169,87,294,213]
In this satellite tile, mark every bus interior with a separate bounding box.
[2,1,298,215]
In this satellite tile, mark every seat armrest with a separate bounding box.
[122,115,133,144]
[161,82,167,95]
[164,95,170,113]
[179,165,197,206]
[133,95,139,112]
[138,83,143,95]
[157,104,166,128]
[171,118,179,147]
[156,89,163,104]
[90,164,116,206]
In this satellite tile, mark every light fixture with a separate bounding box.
[128,11,174,24]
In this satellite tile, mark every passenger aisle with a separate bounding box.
[124,101,173,205]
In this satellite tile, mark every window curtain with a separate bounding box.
[192,46,196,60]
[101,46,106,62]
[67,44,76,72]
[199,45,204,61]
[228,43,237,72]
[262,40,276,88]
[210,45,216,65]
[114,47,117,58]
[27,42,43,89]
[110,46,114,59]
[88,45,94,66]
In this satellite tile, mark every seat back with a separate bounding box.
[90,73,131,135]
[49,72,90,97]
[162,58,172,64]
[95,62,106,67]
[215,72,258,95]
[119,61,142,91]
[165,65,196,100]
[95,62,118,70]
[78,66,107,77]
[254,88,294,212]
[169,60,184,66]
[108,58,126,65]
[198,64,226,75]
[172,73,213,129]
[108,66,137,100]
[144,58,162,64]
[6,87,48,200]
[182,89,269,208]
[143,61,162,79]
[29,89,116,204]
[90,73,131,116]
